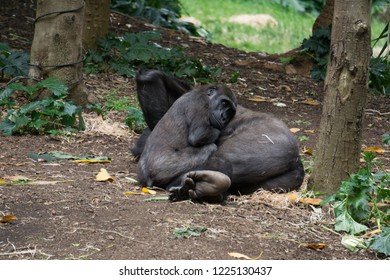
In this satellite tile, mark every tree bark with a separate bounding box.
[29,0,91,105]
[309,0,371,195]
[82,0,111,50]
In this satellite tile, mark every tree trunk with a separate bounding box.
[309,0,371,195]
[82,0,111,50]
[29,0,91,106]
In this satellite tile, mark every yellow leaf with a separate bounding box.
[301,99,320,106]
[299,197,322,206]
[96,168,115,182]
[363,147,386,154]
[300,243,326,250]
[360,229,382,238]
[123,191,142,195]
[73,159,111,163]
[142,187,157,195]
[248,97,267,102]
[228,251,263,260]
[0,215,17,223]
[290,128,300,133]
[287,193,322,206]
[303,149,313,156]
[0,179,6,184]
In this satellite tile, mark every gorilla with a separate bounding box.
[133,69,304,202]
[137,82,237,188]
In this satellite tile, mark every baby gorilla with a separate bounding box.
[137,84,237,190]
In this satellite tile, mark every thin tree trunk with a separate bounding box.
[83,0,111,50]
[309,0,371,195]
[29,0,91,105]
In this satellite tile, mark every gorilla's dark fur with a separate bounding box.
[133,70,304,201]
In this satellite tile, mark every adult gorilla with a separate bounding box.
[133,70,304,201]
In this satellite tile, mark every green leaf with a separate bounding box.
[341,235,368,252]
[369,227,390,256]
[334,200,369,234]
[37,78,68,97]
[171,226,207,239]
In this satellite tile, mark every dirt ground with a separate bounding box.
[1,3,389,260]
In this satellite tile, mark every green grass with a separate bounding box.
[180,0,315,54]
[180,0,388,54]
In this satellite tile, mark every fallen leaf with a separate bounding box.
[228,251,263,260]
[304,130,316,134]
[300,243,326,250]
[123,191,142,195]
[142,187,157,195]
[248,97,267,102]
[287,193,322,206]
[96,168,114,182]
[73,159,111,163]
[290,128,300,133]
[125,177,139,185]
[303,149,313,156]
[0,215,17,223]
[360,229,382,238]
[301,99,320,106]
[363,147,386,154]
[143,197,169,201]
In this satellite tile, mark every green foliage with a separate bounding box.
[84,30,220,84]
[370,23,390,96]
[0,43,29,78]
[0,78,84,136]
[383,133,390,144]
[322,152,390,255]
[300,25,331,81]
[271,0,324,15]
[126,107,145,133]
[111,0,209,38]
[370,227,390,256]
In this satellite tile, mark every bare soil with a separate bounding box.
[0,4,389,260]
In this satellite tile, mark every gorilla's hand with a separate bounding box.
[168,170,231,203]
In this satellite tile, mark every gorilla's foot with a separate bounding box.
[169,170,231,203]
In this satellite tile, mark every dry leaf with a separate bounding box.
[290,128,300,133]
[248,97,267,102]
[123,191,142,195]
[0,215,17,223]
[73,159,111,163]
[360,229,382,238]
[142,187,157,195]
[304,130,316,134]
[300,243,326,250]
[228,251,263,260]
[363,147,386,154]
[301,99,320,106]
[96,168,114,182]
[303,149,313,156]
[287,193,322,206]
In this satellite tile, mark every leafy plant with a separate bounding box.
[300,25,331,81]
[111,0,209,38]
[0,43,29,78]
[126,107,145,133]
[322,152,390,255]
[0,78,84,136]
[84,30,220,84]
[370,23,390,96]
